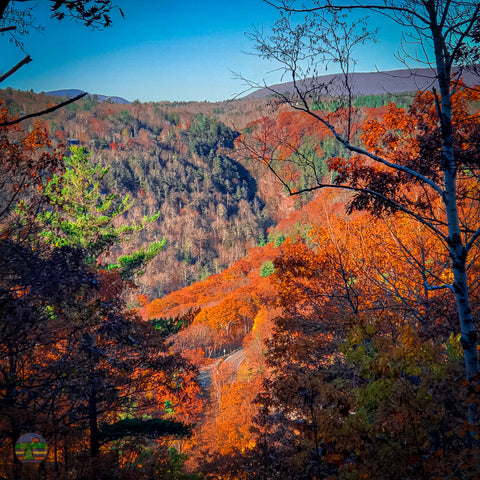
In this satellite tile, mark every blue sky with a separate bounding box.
[1,1,410,102]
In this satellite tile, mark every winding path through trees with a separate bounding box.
[198,348,246,391]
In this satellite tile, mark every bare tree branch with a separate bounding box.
[424,281,455,293]
[292,180,449,241]
[299,101,445,197]
[466,226,480,254]
[0,92,87,127]
[263,0,431,26]
[246,2,480,424]
[0,54,31,83]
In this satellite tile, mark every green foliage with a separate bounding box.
[274,233,285,247]
[120,109,132,122]
[260,260,275,277]
[66,101,79,114]
[111,444,202,480]
[182,113,238,155]
[82,94,98,111]
[150,310,198,338]
[38,146,162,277]
[165,112,180,125]
[113,238,166,279]
[39,146,133,252]
[319,135,345,162]
[163,449,203,480]
[311,92,416,111]
[267,232,285,247]
[311,97,346,112]
[353,92,415,109]
[5,97,21,115]
[277,135,330,199]
[8,87,271,295]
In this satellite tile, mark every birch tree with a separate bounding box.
[247,0,480,427]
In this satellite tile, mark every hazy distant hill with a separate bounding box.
[46,89,130,104]
[245,67,479,99]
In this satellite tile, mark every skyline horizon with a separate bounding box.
[2,1,431,103]
[33,65,476,105]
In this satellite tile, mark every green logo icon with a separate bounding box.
[15,433,47,463]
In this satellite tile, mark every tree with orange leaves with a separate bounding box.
[0,102,71,478]
[0,136,200,479]
[33,146,196,461]
[0,101,62,229]
[246,196,480,478]
[247,0,480,433]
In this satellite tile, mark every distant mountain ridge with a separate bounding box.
[245,67,479,99]
[45,89,130,104]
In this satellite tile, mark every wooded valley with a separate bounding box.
[1,78,479,479]
[2,1,480,479]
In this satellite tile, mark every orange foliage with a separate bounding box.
[142,241,284,322]
[214,377,262,456]
[135,86,480,476]
[136,293,150,307]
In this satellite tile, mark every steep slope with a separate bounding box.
[0,88,280,297]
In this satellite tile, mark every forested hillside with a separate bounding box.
[1,87,285,297]
[138,84,480,478]
[3,0,480,478]
[3,86,409,298]
[2,66,480,480]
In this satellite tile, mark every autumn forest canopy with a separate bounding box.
[1,1,480,479]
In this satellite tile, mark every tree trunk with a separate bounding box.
[431,12,480,426]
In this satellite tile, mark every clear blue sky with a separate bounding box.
[2,1,409,102]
